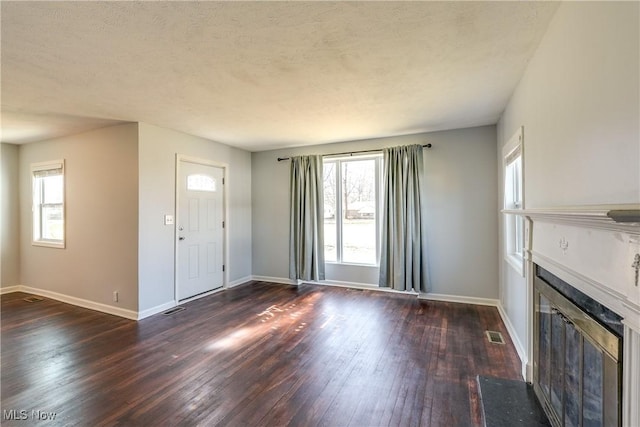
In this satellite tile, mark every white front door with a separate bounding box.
[176,160,224,301]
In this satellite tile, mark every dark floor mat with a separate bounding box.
[478,376,551,427]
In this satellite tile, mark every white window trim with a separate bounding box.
[32,159,66,249]
[324,154,382,267]
[503,127,524,276]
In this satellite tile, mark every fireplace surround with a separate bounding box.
[504,206,640,427]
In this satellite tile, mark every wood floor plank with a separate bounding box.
[1,283,521,426]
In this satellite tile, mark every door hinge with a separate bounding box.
[222,178,225,185]
[222,221,225,228]
[222,265,225,272]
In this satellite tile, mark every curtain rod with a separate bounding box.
[276,143,432,162]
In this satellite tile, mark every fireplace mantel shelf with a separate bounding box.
[502,205,640,234]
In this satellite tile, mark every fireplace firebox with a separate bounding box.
[533,265,623,427]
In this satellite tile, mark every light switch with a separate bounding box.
[164,214,174,225]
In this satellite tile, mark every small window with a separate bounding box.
[503,127,524,275]
[32,160,65,248]
[323,155,382,265]
[187,174,216,192]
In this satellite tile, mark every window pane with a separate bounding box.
[514,157,522,205]
[515,216,524,256]
[42,175,63,204]
[32,164,65,246]
[323,162,337,262]
[187,174,216,192]
[42,205,64,241]
[505,155,523,209]
[341,160,376,264]
[503,132,523,274]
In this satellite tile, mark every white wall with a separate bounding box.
[497,2,640,352]
[18,124,139,310]
[1,143,20,287]
[138,123,252,312]
[252,125,499,299]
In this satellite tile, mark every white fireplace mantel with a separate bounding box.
[516,206,640,329]
[504,204,640,426]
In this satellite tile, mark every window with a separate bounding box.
[323,155,382,265]
[32,160,65,248]
[503,127,524,275]
[187,174,216,192]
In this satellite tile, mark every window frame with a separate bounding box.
[503,127,524,276]
[32,160,66,249]
[323,154,382,266]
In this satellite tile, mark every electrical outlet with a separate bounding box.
[113,291,119,302]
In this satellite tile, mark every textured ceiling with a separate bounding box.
[1,1,559,151]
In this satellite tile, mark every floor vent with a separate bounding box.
[162,306,185,316]
[485,330,505,345]
[23,296,44,303]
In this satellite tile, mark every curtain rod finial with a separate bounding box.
[425,143,432,148]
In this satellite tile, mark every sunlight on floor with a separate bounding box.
[206,327,255,351]
[205,292,322,351]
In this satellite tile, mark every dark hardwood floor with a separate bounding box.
[1,282,521,426]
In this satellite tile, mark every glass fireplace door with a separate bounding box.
[534,275,621,427]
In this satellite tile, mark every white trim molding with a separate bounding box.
[250,276,509,306]
[31,159,66,249]
[497,303,528,380]
[624,324,640,426]
[137,301,176,320]
[504,204,640,233]
[502,126,525,277]
[419,292,499,307]
[228,276,252,289]
[251,275,299,286]
[322,279,418,295]
[13,285,138,320]
[0,286,21,295]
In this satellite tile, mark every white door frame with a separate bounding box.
[174,154,229,304]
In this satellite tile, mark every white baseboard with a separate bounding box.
[18,285,139,320]
[228,276,253,288]
[317,279,419,295]
[497,302,528,380]
[251,276,419,295]
[137,301,176,320]
[0,286,21,295]
[321,279,375,289]
[419,292,499,307]
[251,275,299,286]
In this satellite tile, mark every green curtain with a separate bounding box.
[379,145,429,292]
[289,155,325,281]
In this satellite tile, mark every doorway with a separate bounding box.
[175,156,225,301]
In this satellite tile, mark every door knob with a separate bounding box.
[179,236,185,241]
